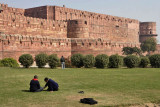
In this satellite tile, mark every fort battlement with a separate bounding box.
[0,3,157,60]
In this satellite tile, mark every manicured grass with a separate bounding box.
[0,67,160,107]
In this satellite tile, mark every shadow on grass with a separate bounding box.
[21,90,30,92]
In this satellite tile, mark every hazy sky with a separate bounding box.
[0,0,160,43]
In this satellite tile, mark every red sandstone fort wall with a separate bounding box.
[0,34,71,60]
[0,12,67,38]
[54,6,140,44]
[0,3,159,61]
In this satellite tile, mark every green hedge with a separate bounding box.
[149,54,160,68]
[1,58,19,67]
[19,54,33,68]
[71,54,84,68]
[109,54,123,68]
[124,55,140,68]
[139,57,150,68]
[95,54,109,68]
[48,54,59,69]
[35,53,48,68]
[83,54,95,68]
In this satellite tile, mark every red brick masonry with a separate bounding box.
[0,3,158,60]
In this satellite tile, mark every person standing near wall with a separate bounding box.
[60,56,65,69]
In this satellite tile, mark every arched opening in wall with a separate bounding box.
[41,22,43,26]
[12,18,15,22]
[89,43,91,46]
[150,31,152,34]
[116,25,119,28]
[75,21,78,24]
[27,21,30,25]
[82,42,84,46]
[8,40,10,44]
[50,42,52,45]
[85,21,87,25]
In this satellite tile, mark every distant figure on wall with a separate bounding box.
[60,56,65,69]
[30,75,43,92]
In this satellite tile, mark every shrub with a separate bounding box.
[83,54,95,68]
[149,54,160,68]
[139,57,150,68]
[95,54,109,68]
[19,54,33,68]
[48,54,59,69]
[1,58,19,67]
[108,54,123,68]
[0,60,4,67]
[71,53,84,68]
[35,53,48,68]
[124,55,140,68]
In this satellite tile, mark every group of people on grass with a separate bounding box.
[29,56,65,92]
[30,75,59,92]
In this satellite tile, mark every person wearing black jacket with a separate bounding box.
[30,75,43,92]
[44,77,59,92]
[60,56,65,69]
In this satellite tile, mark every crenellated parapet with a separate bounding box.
[0,11,67,38]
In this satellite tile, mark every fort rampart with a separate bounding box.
[0,3,157,60]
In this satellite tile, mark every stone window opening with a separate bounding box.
[12,18,15,22]
[27,21,30,25]
[85,21,87,25]
[41,22,43,26]
[150,31,152,34]
[116,25,119,28]
[75,21,78,24]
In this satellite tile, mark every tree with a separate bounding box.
[122,47,133,55]
[141,38,157,54]
[132,47,142,56]
[122,47,141,56]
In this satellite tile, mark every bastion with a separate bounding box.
[0,3,158,60]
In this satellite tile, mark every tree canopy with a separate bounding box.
[140,38,157,53]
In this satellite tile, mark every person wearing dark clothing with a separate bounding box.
[44,77,59,92]
[60,56,65,69]
[30,75,43,92]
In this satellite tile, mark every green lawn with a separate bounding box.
[0,67,160,107]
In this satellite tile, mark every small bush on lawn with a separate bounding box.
[19,54,33,68]
[95,54,109,68]
[139,57,150,68]
[1,58,19,67]
[149,54,160,68]
[0,60,4,67]
[124,55,140,68]
[71,53,84,68]
[83,54,95,68]
[109,54,123,68]
[35,53,48,68]
[48,54,59,69]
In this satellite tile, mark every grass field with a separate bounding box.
[0,67,160,107]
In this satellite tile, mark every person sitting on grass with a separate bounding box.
[30,75,43,92]
[43,77,59,92]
